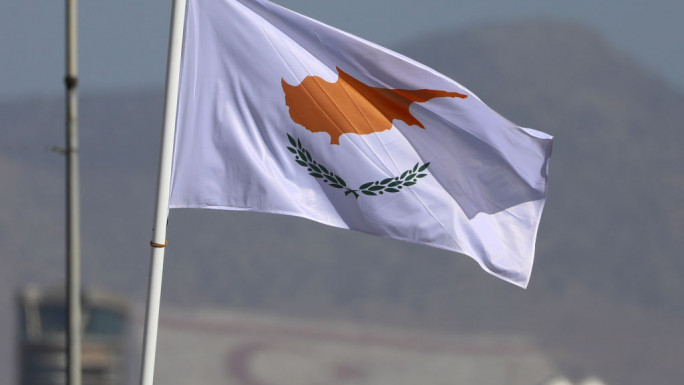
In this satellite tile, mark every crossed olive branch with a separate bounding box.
[286,134,429,199]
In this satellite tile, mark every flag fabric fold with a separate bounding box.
[169,0,553,287]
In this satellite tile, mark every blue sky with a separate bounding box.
[1,0,682,101]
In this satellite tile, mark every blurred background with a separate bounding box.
[1,1,682,384]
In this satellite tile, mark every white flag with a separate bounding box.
[169,0,553,287]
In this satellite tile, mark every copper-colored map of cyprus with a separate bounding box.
[282,67,467,144]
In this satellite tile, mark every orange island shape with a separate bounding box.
[282,67,467,145]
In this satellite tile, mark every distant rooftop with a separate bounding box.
[137,307,560,385]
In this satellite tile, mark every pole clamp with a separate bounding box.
[150,240,168,248]
[64,76,78,89]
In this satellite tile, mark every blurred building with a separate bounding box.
[147,307,560,385]
[577,377,608,385]
[543,376,575,385]
[16,287,128,385]
[542,375,609,385]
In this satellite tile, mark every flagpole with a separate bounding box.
[65,1,81,385]
[139,0,187,384]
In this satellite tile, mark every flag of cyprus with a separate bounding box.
[169,0,553,287]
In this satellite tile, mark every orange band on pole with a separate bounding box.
[149,241,168,248]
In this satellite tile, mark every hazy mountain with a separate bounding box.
[400,21,684,308]
[1,21,682,385]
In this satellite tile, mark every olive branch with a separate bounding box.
[286,134,430,199]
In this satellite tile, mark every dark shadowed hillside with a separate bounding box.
[1,21,682,385]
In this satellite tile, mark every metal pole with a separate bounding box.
[139,0,186,384]
[65,1,81,385]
